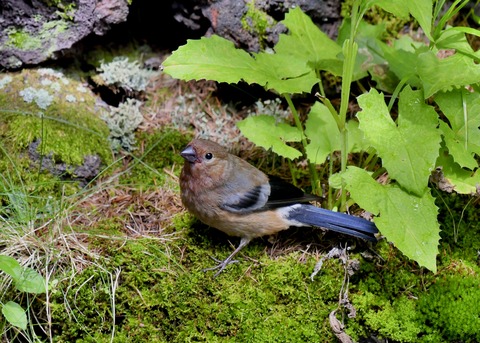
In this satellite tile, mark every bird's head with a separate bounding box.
[180,139,231,186]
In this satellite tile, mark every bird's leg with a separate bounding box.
[203,237,251,277]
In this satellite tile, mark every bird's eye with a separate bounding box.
[205,152,213,160]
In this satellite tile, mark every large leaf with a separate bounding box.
[276,7,343,75]
[162,33,318,94]
[435,89,480,169]
[331,167,440,272]
[418,51,480,98]
[357,87,441,195]
[237,115,302,159]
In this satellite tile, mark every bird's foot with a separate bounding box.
[203,256,239,277]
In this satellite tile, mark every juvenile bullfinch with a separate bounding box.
[180,139,378,276]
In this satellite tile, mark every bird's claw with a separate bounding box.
[203,256,239,277]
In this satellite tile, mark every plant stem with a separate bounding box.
[284,93,320,194]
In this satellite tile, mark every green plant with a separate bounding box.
[418,274,480,341]
[0,255,46,331]
[162,0,480,272]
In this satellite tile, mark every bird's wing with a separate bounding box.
[220,156,271,213]
[265,175,321,208]
[221,174,320,213]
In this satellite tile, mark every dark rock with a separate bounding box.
[173,0,342,51]
[0,0,129,69]
[28,139,102,187]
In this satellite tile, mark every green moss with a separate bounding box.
[0,69,111,166]
[351,293,422,342]
[47,225,365,342]
[0,69,113,215]
[418,272,480,342]
[6,20,71,52]
[6,29,42,50]
[241,0,276,48]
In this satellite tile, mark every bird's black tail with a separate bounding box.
[287,204,378,241]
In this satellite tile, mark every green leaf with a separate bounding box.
[15,267,46,294]
[331,167,440,272]
[276,7,343,75]
[406,0,433,41]
[374,0,410,18]
[357,87,441,195]
[2,301,27,330]
[436,27,479,59]
[380,38,424,89]
[237,115,302,159]
[162,32,319,94]
[305,103,340,164]
[0,255,22,280]
[418,51,480,98]
[162,35,257,83]
[304,103,369,164]
[435,89,480,169]
[254,52,319,94]
[435,150,480,194]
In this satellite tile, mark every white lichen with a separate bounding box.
[19,87,54,109]
[97,57,157,92]
[76,85,88,93]
[248,98,291,123]
[102,98,144,151]
[65,94,77,102]
[37,68,64,79]
[0,75,12,89]
[50,82,61,92]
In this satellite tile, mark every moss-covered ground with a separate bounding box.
[0,57,479,343]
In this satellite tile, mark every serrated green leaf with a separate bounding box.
[2,301,27,330]
[418,51,480,98]
[435,149,480,194]
[0,255,22,280]
[331,166,440,272]
[304,103,369,164]
[15,267,46,294]
[357,87,441,195]
[435,89,480,169]
[162,35,257,83]
[276,7,343,76]
[237,115,302,159]
[162,33,318,94]
[253,52,319,94]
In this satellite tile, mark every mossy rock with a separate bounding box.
[0,68,112,197]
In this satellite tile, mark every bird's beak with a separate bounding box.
[180,145,197,163]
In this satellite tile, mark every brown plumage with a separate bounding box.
[179,139,378,276]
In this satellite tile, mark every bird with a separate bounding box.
[179,138,378,276]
